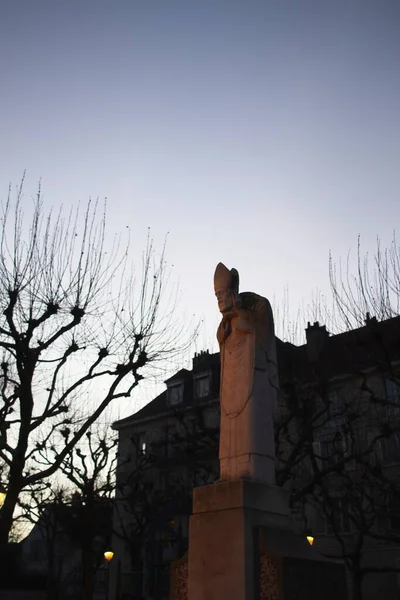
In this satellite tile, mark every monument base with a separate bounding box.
[180,479,347,600]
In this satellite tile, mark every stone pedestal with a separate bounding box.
[188,480,290,600]
[183,480,347,600]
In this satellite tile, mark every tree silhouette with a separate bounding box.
[0,178,193,552]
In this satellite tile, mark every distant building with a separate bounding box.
[111,350,220,599]
[111,316,400,600]
[0,542,46,600]
[19,497,113,600]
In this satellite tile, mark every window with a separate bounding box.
[195,373,210,399]
[388,501,400,531]
[383,378,400,419]
[160,471,169,491]
[30,539,44,561]
[168,382,183,406]
[317,434,353,468]
[162,424,178,457]
[320,439,341,467]
[385,377,400,401]
[136,432,147,456]
[191,468,207,487]
[378,432,400,465]
[325,498,351,534]
[149,428,161,457]
[376,493,400,531]
[95,568,108,594]
[325,390,346,428]
[160,470,180,494]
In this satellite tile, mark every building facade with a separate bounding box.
[111,317,400,600]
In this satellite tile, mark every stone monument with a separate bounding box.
[214,262,278,484]
[177,263,347,600]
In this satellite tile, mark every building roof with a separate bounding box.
[281,315,400,384]
[112,389,169,429]
[164,368,191,384]
[113,315,400,429]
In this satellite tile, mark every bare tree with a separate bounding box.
[329,234,400,331]
[275,312,400,600]
[310,462,400,600]
[20,423,124,600]
[0,179,194,551]
[272,234,400,346]
[59,426,117,600]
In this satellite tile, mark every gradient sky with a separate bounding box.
[1,0,400,409]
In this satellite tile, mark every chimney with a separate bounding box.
[192,349,210,371]
[305,321,329,361]
[364,312,377,326]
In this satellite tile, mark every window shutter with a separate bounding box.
[312,441,322,469]
[315,510,327,534]
[367,432,381,463]
[343,436,356,471]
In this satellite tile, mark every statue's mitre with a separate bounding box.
[214,262,239,293]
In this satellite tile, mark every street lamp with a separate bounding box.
[0,489,6,508]
[104,550,114,600]
[306,535,314,546]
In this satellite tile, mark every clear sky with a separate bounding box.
[1,0,400,409]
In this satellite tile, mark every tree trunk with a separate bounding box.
[82,502,95,600]
[82,550,95,600]
[46,576,59,600]
[0,368,34,553]
[350,569,363,600]
[0,479,21,553]
[46,532,59,600]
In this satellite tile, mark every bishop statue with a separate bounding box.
[214,262,278,484]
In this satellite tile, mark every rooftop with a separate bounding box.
[113,315,400,429]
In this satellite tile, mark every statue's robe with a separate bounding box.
[217,292,278,483]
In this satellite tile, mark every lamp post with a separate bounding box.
[305,525,315,546]
[104,550,114,600]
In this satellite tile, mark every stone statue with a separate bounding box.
[214,262,278,484]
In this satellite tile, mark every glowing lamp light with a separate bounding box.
[104,551,114,562]
[0,492,6,508]
[306,535,314,546]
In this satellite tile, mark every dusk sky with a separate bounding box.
[1,1,400,408]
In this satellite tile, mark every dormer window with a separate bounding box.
[325,390,345,428]
[167,382,183,406]
[195,372,210,400]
